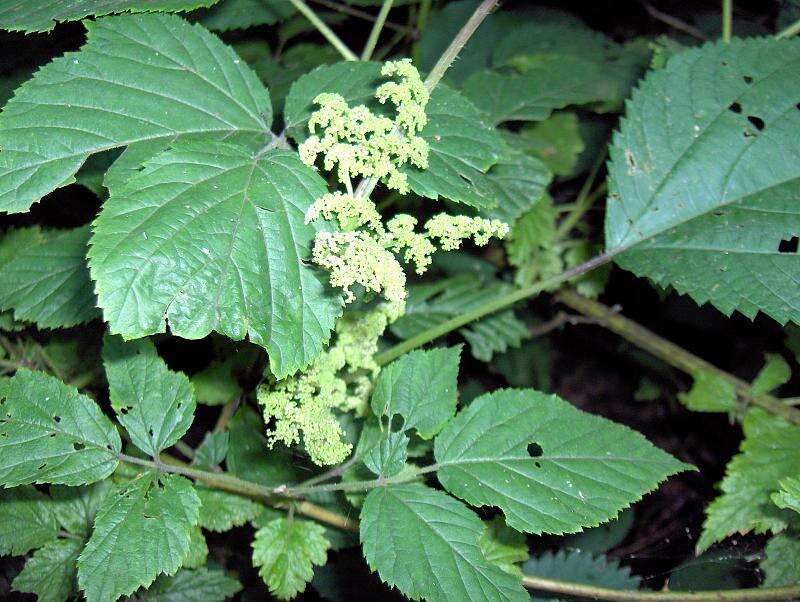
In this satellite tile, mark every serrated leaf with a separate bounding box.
[479,517,529,577]
[0,12,271,213]
[252,517,330,600]
[90,141,340,378]
[517,113,585,177]
[461,310,529,363]
[182,526,208,569]
[0,486,58,555]
[77,472,201,602]
[50,481,113,537]
[482,144,552,224]
[752,353,791,394]
[360,483,527,602]
[0,227,99,329]
[522,549,640,598]
[370,346,460,439]
[194,431,229,470]
[0,1,220,32]
[141,567,242,601]
[678,370,736,413]
[434,389,691,535]
[761,534,800,587]
[12,538,82,602]
[772,476,800,515]
[362,428,408,478]
[698,409,800,552]
[103,335,195,457]
[562,508,635,555]
[606,38,800,325]
[199,0,293,32]
[196,486,262,532]
[506,197,563,287]
[0,369,121,487]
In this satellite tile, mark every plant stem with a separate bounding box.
[556,289,800,426]
[640,1,707,40]
[361,0,394,60]
[776,17,800,39]
[553,149,608,243]
[375,252,616,366]
[522,575,800,602]
[287,0,358,60]
[722,0,733,42]
[213,397,240,433]
[310,0,414,35]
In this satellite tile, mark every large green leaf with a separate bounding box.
[51,481,113,537]
[12,538,83,602]
[77,472,201,602]
[0,486,58,555]
[434,389,691,534]
[0,369,121,486]
[606,38,800,324]
[103,335,195,457]
[199,0,293,32]
[698,409,800,552]
[196,486,262,532]
[0,12,271,213]
[0,0,220,32]
[360,483,527,602]
[141,567,242,601]
[0,227,99,328]
[89,141,341,378]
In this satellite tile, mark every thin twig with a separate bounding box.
[362,0,394,60]
[722,0,733,42]
[641,1,707,40]
[286,0,357,60]
[310,0,414,35]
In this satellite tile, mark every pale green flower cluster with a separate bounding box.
[298,59,429,194]
[258,310,388,466]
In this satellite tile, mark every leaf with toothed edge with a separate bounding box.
[433,389,692,535]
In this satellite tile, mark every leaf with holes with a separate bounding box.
[103,334,195,457]
[0,369,121,487]
[89,140,341,379]
[606,38,800,325]
[434,389,691,534]
[0,12,271,213]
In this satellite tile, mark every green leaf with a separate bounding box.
[77,472,201,602]
[190,346,258,405]
[362,428,409,478]
[50,481,113,537]
[194,431,229,470]
[90,141,340,379]
[252,517,330,600]
[772,476,800,515]
[0,227,99,328]
[752,353,792,394]
[370,346,461,439]
[678,370,736,413]
[0,369,121,486]
[403,85,505,210]
[182,526,208,569]
[516,113,585,177]
[761,534,800,587]
[0,0,220,32]
[12,538,82,602]
[103,335,195,457]
[461,311,529,363]
[562,508,635,555]
[506,197,563,287]
[479,517,529,577]
[141,567,242,601]
[199,0,293,32]
[434,389,691,534]
[522,549,640,598]
[698,409,800,552]
[360,483,527,602]
[481,143,552,224]
[606,38,800,325]
[0,486,58,555]
[196,486,262,532]
[0,12,271,213]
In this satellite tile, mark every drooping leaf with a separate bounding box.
[0,0,220,32]
[77,472,201,602]
[370,346,461,439]
[196,486,263,532]
[761,534,800,587]
[193,431,229,470]
[479,517,529,577]
[461,310,529,363]
[89,141,341,378]
[0,12,271,213]
[434,389,691,534]
[12,538,83,602]
[360,483,528,602]
[0,227,99,328]
[199,0,293,32]
[698,409,800,552]
[678,370,736,413]
[252,517,330,600]
[102,335,195,457]
[50,481,113,537]
[0,486,58,555]
[141,567,243,601]
[0,369,121,487]
[772,476,800,515]
[606,38,800,325]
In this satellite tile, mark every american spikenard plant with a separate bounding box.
[0,0,799,601]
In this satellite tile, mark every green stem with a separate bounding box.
[287,0,358,60]
[416,0,431,32]
[361,0,394,60]
[722,0,732,42]
[556,289,800,426]
[310,0,413,35]
[522,575,800,602]
[375,252,616,366]
[776,17,800,39]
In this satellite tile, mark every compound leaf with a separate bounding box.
[0,486,58,555]
[0,369,121,487]
[606,38,800,325]
[434,389,691,534]
[252,517,330,600]
[77,472,201,602]
[0,12,271,213]
[141,567,242,601]
[360,483,527,602]
[103,335,195,457]
[89,141,341,378]
[12,538,83,602]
